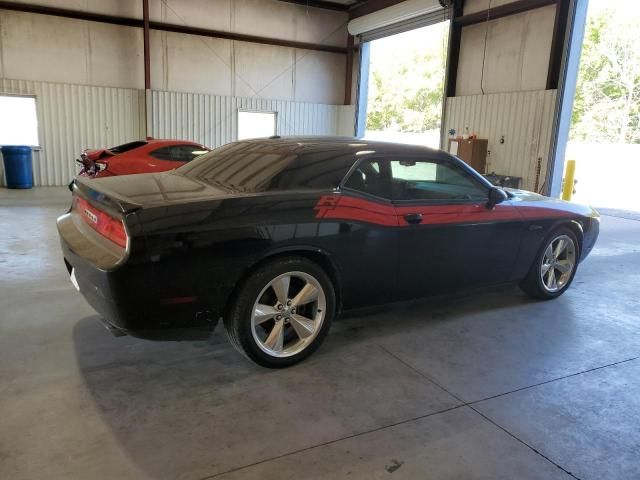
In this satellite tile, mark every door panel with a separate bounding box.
[314,194,400,308]
[394,202,523,298]
[387,156,523,298]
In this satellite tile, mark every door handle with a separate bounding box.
[403,213,423,224]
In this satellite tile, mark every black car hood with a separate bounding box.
[503,187,547,201]
[504,187,598,217]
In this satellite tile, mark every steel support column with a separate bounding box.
[546,0,589,197]
[344,35,355,105]
[142,0,150,138]
[355,42,370,137]
[444,0,464,98]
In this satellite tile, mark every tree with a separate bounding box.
[571,7,640,144]
[365,26,448,134]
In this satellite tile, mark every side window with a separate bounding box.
[343,159,391,199]
[175,145,208,162]
[390,159,487,202]
[149,146,177,161]
[150,145,207,162]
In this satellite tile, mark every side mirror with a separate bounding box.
[486,187,508,209]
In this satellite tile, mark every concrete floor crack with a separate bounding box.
[376,343,586,480]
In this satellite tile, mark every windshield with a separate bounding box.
[178,141,354,192]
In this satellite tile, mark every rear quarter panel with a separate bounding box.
[135,191,398,316]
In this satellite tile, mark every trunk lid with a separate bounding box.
[74,171,240,213]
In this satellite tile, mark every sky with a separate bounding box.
[588,0,640,16]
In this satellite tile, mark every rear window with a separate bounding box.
[108,141,148,154]
[149,144,209,162]
[178,142,354,192]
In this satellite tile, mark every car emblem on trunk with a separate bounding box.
[84,209,98,224]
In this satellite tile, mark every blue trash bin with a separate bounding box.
[1,145,34,189]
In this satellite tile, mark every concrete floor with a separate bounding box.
[1,187,639,480]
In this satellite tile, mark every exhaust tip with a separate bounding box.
[100,318,127,337]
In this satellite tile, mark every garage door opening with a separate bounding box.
[363,21,449,149]
[567,0,640,212]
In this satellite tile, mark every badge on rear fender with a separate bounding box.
[84,208,98,224]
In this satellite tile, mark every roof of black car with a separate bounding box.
[240,136,446,158]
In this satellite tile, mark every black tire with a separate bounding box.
[224,256,335,368]
[520,227,580,300]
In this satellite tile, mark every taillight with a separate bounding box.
[74,196,128,248]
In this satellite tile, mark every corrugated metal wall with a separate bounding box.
[0,78,355,186]
[149,91,354,149]
[0,79,144,187]
[444,90,557,191]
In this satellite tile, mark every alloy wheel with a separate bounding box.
[250,271,326,358]
[540,234,576,293]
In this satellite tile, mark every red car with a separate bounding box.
[75,139,210,178]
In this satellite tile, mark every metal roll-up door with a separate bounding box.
[349,0,452,42]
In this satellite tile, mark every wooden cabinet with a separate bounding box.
[448,138,488,174]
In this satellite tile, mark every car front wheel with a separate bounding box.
[520,227,579,300]
[224,256,335,368]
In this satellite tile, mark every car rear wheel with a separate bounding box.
[520,227,579,300]
[224,256,335,368]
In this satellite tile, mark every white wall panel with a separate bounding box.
[444,90,557,191]
[1,78,354,186]
[463,0,520,15]
[149,90,353,148]
[0,78,144,187]
[0,2,348,104]
[455,5,555,96]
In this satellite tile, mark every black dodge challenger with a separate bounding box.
[58,137,599,367]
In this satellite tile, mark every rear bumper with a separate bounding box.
[58,213,217,340]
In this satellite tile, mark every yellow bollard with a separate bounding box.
[562,159,576,201]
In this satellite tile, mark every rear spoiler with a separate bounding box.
[73,177,142,214]
[83,148,114,161]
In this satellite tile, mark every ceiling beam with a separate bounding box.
[149,21,348,53]
[0,1,348,54]
[454,0,556,26]
[546,0,570,89]
[349,0,406,19]
[445,0,464,98]
[277,0,350,11]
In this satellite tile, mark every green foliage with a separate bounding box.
[571,7,640,144]
[365,27,448,134]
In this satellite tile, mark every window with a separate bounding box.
[238,111,276,140]
[390,159,487,201]
[109,141,148,153]
[0,95,39,146]
[343,159,391,199]
[178,142,353,192]
[150,145,209,163]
